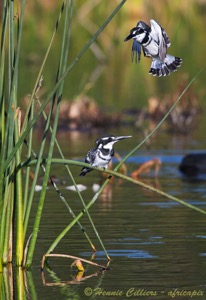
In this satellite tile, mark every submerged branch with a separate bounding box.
[41,253,109,270]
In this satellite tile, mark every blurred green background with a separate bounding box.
[5,0,206,112]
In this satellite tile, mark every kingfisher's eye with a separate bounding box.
[137,28,144,34]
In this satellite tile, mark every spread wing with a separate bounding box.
[150,19,170,60]
[131,40,142,62]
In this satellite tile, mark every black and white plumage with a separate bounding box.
[124,19,182,76]
[79,135,132,176]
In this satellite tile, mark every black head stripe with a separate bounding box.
[137,28,144,34]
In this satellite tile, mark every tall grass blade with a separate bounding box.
[16,267,25,299]
[15,111,24,266]
[2,183,14,264]
[2,266,13,300]
[0,1,8,144]
[26,271,38,300]
[23,102,34,219]
[24,95,56,268]
[0,0,8,273]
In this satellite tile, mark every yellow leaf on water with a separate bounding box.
[71,259,85,272]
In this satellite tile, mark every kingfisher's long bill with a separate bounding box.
[124,19,182,76]
[79,135,132,176]
[124,32,136,41]
[113,135,132,141]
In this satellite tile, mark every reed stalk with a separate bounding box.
[2,266,13,300]
[16,267,25,299]
[2,183,13,264]
[15,112,24,266]
[23,102,34,219]
[26,271,38,300]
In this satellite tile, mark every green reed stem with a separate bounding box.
[0,0,25,269]
[24,95,55,253]
[16,267,25,299]
[0,2,9,230]
[2,183,13,264]
[23,102,34,219]
[15,119,24,266]
[26,271,38,300]
[0,1,7,145]
[2,266,13,300]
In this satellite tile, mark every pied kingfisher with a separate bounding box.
[124,19,182,76]
[79,135,132,176]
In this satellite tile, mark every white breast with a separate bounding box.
[92,149,110,167]
[144,39,159,57]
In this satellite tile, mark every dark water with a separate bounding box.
[4,128,206,299]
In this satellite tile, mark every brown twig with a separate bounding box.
[41,253,108,271]
[131,158,162,179]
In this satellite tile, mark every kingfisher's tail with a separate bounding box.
[79,167,91,176]
[149,54,182,76]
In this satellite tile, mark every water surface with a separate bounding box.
[20,128,206,300]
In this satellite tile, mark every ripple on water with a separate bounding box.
[80,249,157,259]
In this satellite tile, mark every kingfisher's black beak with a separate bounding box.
[115,135,132,141]
[124,33,134,42]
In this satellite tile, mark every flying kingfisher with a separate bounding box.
[124,19,182,76]
[79,135,132,176]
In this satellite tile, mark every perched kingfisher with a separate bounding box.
[124,19,182,76]
[79,135,132,176]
